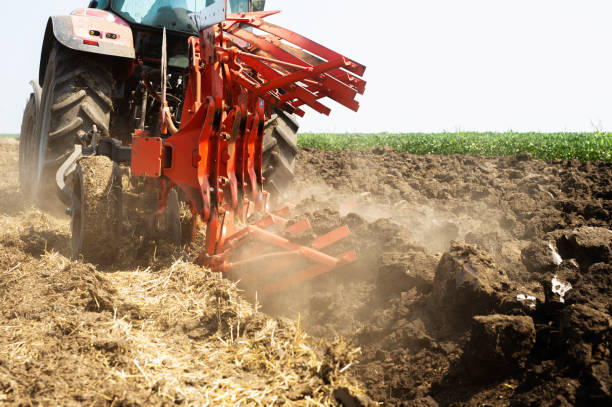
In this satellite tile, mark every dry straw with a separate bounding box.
[0,239,366,405]
[0,143,367,405]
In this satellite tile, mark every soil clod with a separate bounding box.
[463,314,536,383]
[431,242,510,327]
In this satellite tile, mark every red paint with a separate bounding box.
[134,11,365,288]
[131,131,163,177]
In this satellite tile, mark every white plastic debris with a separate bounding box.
[548,243,563,266]
[551,275,572,303]
[517,293,537,309]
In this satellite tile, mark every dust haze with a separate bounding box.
[251,147,612,405]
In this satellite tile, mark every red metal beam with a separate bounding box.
[262,250,357,293]
[250,19,366,77]
[227,27,361,112]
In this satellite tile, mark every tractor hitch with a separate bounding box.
[55,125,132,207]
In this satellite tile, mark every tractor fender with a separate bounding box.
[39,14,135,84]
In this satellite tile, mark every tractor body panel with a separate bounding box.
[39,13,135,84]
[51,14,135,59]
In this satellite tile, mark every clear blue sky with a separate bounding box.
[2,0,612,133]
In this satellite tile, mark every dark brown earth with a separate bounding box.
[263,147,612,406]
[1,138,611,406]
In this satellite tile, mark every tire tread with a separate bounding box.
[262,109,299,198]
[43,47,114,182]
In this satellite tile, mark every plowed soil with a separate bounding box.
[1,138,611,406]
[271,147,612,406]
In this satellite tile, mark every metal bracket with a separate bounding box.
[191,0,226,30]
[56,144,83,207]
[57,134,131,208]
[97,137,132,163]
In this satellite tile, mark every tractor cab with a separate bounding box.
[87,0,265,69]
[88,0,265,34]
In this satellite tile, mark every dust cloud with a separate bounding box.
[251,147,612,405]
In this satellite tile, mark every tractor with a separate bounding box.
[19,0,366,292]
[20,0,297,204]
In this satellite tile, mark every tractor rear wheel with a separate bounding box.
[262,110,299,199]
[71,156,122,264]
[26,43,113,202]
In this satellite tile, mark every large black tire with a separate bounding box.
[262,110,299,199]
[27,43,113,202]
[71,156,122,265]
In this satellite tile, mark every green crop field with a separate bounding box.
[298,132,612,162]
[2,132,611,162]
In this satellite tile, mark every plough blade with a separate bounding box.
[212,213,356,293]
[263,250,357,294]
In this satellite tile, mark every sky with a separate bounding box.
[2,0,612,133]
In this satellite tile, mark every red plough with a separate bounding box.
[131,6,366,290]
